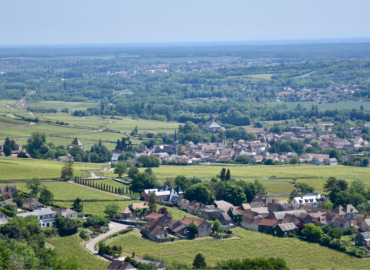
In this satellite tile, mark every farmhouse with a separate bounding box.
[143,184,183,204]
[180,217,212,237]
[51,207,78,219]
[290,192,327,208]
[16,208,55,227]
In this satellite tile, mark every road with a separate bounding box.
[85,221,128,260]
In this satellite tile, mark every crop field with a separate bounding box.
[0,158,104,180]
[47,234,109,269]
[0,122,87,140]
[26,101,99,111]
[268,101,370,111]
[106,227,367,269]
[114,164,370,194]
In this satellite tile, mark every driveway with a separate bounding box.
[85,221,128,260]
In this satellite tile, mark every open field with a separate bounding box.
[105,227,367,269]
[104,164,370,195]
[0,158,104,180]
[268,101,370,110]
[47,234,109,269]
[294,71,315,78]
[227,73,274,80]
[26,101,99,111]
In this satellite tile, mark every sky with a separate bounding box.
[1,0,370,45]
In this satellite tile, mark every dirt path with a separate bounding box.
[6,104,14,111]
[17,97,26,108]
[68,181,132,199]
[7,114,17,118]
[28,111,34,116]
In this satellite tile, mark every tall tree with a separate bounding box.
[61,160,74,179]
[26,178,44,196]
[193,253,207,269]
[148,192,157,212]
[72,197,83,212]
[104,202,120,218]
[39,189,54,206]
[114,162,127,177]
[220,168,226,181]
[225,169,231,181]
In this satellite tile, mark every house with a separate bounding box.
[324,158,337,165]
[204,122,225,133]
[16,208,55,227]
[274,223,298,237]
[290,193,327,208]
[212,200,234,211]
[210,211,232,225]
[120,202,149,221]
[69,138,84,150]
[57,154,74,162]
[241,210,260,228]
[108,260,137,270]
[247,218,263,231]
[258,219,278,234]
[0,209,10,224]
[228,208,243,225]
[180,217,212,237]
[0,198,17,209]
[352,214,370,232]
[332,205,358,219]
[331,216,351,229]
[135,259,165,270]
[141,219,168,241]
[51,207,78,219]
[0,185,17,197]
[22,197,43,210]
[143,184,183,204]
[355,232,370,247]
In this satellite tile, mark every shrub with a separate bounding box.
[0,207,15,217]
[79,230,89,241]
[320,235,332,246]
[343,227,354,235]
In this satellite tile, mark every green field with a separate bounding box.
[0,158,104,181]
[268,101,370,110]
[26,101,99,111]
[105,227,367,269]
[47,234,109,269]
[105,164,370,195]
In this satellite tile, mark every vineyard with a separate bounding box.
[47,234,109,269]
[105,228,369,269]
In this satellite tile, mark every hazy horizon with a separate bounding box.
[1,0,370,45]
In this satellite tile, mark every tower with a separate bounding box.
[174,129,179,155]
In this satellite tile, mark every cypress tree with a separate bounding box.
[220,168,226,181]
[226,169,231,181]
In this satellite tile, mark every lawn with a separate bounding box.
[26,101,99,111]
[0,158,104,180]
[47,234,109,269]
[105,227,369,269]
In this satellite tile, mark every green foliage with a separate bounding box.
[104,202,120,218]
[215,257,289,270]
[90,139,112,163]
[26,177,44,196]
[114,162,127,177]
[148,192,157,212]
[301,224,323,243]
[39,188,54,206]
[128,166,139,178]
[0,206,15,217]
[187,222,198,235]
[174,175,191,191]
[131,173,156,193]
[61,160,74,179]
[72,197,83,212]
[184,183,214,204]
[193,253,207,269]
[56,216,79,235]
[137,155,160,167]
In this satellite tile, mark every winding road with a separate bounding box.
[85,221,128,260]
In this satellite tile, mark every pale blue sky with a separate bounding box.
[1,0,370,45]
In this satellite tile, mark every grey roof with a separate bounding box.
[360,232,370,239]
[250,207,270,214]
[205,121,221,128]
[278,223,298,231]
[213,200,234,210]
[17,208,54,218]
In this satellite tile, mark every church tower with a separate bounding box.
[174,129,179,155]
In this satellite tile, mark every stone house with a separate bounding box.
[180,217,212,237]
[331,216,351,229]
[258,219,278,234]
[355,232,370,247]
[0,185,17,198]
[352,214,370,232]
[274,223,298,237]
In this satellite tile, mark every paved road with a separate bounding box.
[85,221,128,260]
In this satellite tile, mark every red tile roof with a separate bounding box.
[149,226,164,235]
[243,210,258,217]
[259,219,278,226]
[180,217,206,227]
[251,218,263,225]
[145,213,164,220]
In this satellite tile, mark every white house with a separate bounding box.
[324,158,338,165]
[51,207,78,219]
[16,208,56,227]
[291,193,327,208]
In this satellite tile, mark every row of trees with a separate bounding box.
[75,178,133,195]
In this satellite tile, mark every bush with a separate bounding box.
[56,216,79,235]
[0,207,15,217]
[79,230,89,240]
[343,227,354,235]
[3,204,15,212]
[320,235,332,246]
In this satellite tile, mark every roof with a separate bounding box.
[108,260,136,270]
[150,225,164,235]
[278,223,298,231]
[259,219,278,226]
[120,207,132,214]
[180,217,208,227]
[250,207,269,214]
[251,218,263,225]
[71,138,83,146]
[17,208,54,218]
[332,216,349,224]
[213,200,234,210]
[130,202,149,209]
[205,121,221,128]
[51,207,77,215]
[145,213,165,220]
[172,224,186,232]
[359,232,370,239]
[0,185,16,193]
[243,210,258,218]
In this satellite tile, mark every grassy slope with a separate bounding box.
[0,158,105,180]
[47,234,109,269]
[106,228,368,269]
[105,164,370,194]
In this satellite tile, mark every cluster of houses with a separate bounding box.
[125,123,368,165]
[0,185,77,226]
[277,84,358,102]
[121,186,370,246]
